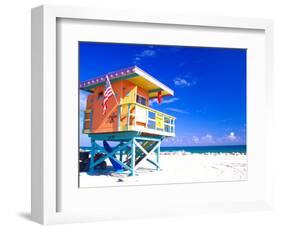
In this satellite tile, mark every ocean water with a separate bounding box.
[160,145,246,154]
[80,145,246,154]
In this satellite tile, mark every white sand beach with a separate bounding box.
[79,152,247,188]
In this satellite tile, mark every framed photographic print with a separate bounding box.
[31,5,274,224]
[78,43,247,188]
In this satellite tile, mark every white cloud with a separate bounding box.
[134,49,157,64]
[227,132,237,141]
[138,49,156,57]
[164,132,243,147]
[201,134,214,144]
[192,136,200,144]
[149,98,158,106]
[150,97,179,106]
[169,137,184,145]
[189,134,215,145]
[174,77,188,86]
[162,97,179,104]
[173,77,196,87]
[216,132,240,144]
[166,107,189,114]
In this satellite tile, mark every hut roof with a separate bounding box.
[80,66,174,98]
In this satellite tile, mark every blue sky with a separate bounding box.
[79,42,246,147]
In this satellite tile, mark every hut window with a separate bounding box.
[97,92,103,100]
[137,95,147,106]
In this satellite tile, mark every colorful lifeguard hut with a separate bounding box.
[80,66,176,176]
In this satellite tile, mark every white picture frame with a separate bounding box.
[31,5,274,225]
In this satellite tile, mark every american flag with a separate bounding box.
[102,75,114,114]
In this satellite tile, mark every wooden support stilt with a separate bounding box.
[156,142,160,170]
[127,104,131,130]
[134,139,160,171]
[88,139,97,175]
[87,133,163,176]
[120,150,123,162]
[130,138,136,176]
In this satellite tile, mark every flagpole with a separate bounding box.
[106,75,119,105]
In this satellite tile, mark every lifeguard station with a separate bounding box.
[80,66,176,176]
